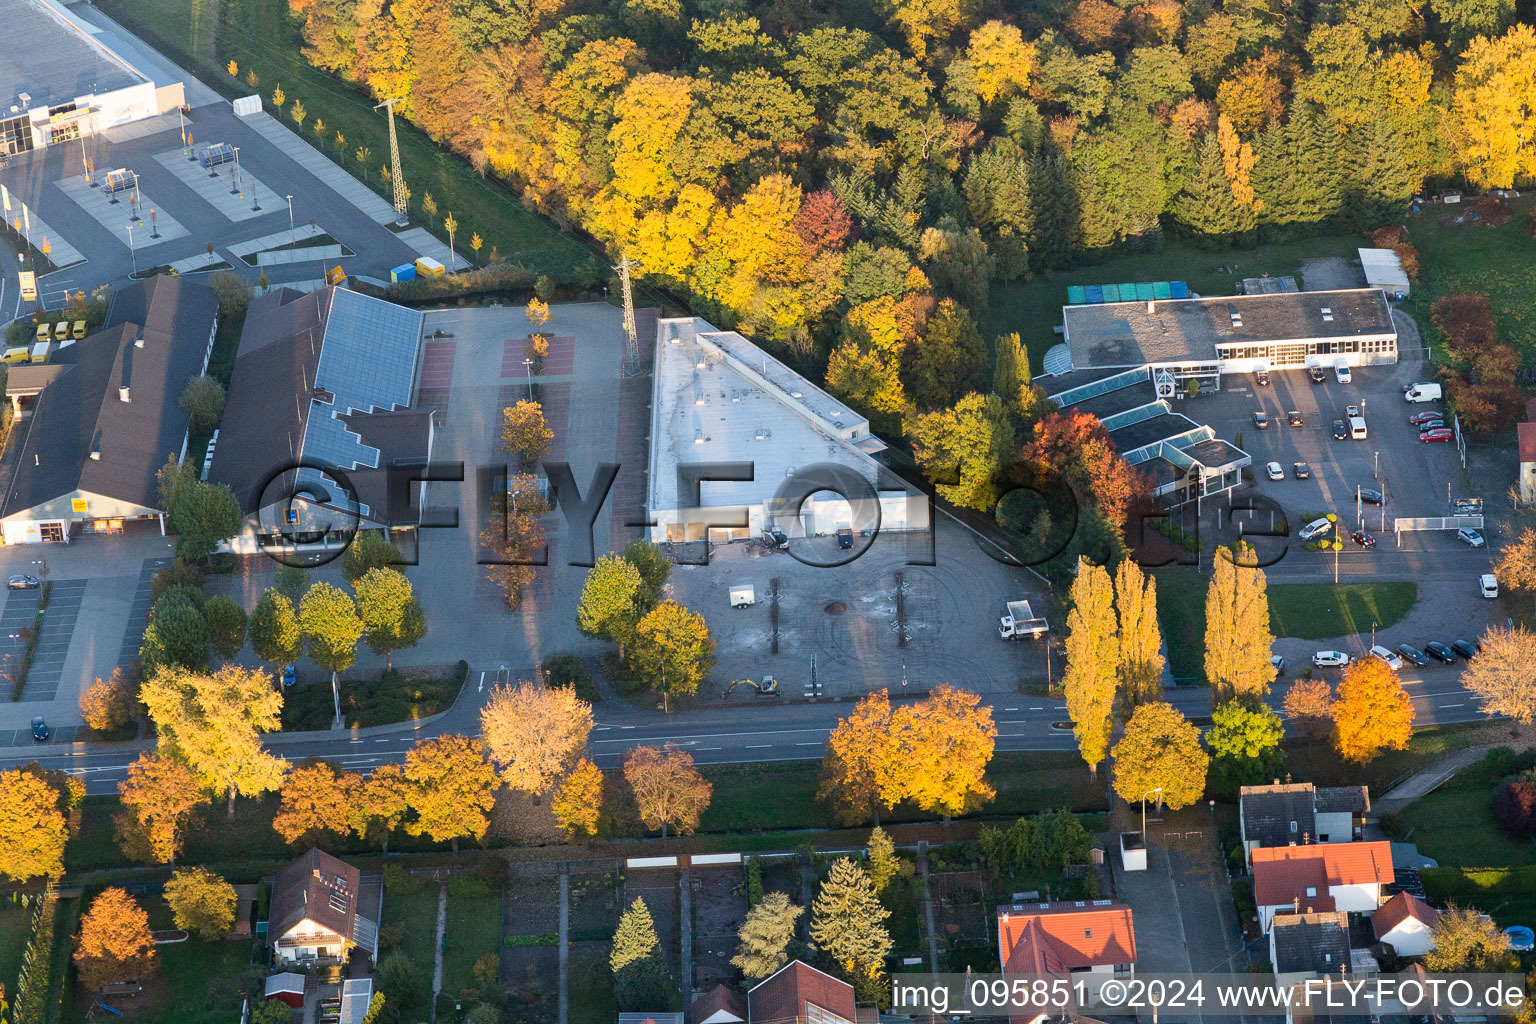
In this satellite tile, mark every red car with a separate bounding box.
[1419,428,1455,443]
[1408,411,1443,425]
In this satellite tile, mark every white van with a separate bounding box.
[1349,416,1367,439]
[1405,383,1442,402]
[1299,517,1334,541]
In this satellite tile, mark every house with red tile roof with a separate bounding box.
[1371,891,1439,957]
[689,984,747,1024]
[996,899,1136,1017]
[1251,842,1394,932]
[746,961,855,1024]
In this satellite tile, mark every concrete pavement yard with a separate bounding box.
[152,147,285,222]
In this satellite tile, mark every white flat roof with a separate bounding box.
[649,318,901,514]
[1358,248,1410,291]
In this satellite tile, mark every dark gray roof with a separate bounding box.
[1039,366,1127,392]
[1315,786,1370,814]
[1107,411,1202,453]
[1,276,217,518]
[1272,911,1351,974]
[1146,456,1188,488]
[1061,378,1160,420]
[1183,438,1248,470]
[0,0,144,109]
[1063,289,1394,369]
[1242,783,1317,849]
[270,848,361,947]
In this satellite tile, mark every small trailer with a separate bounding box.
[999,599,1049,640]
[729,583,755,608]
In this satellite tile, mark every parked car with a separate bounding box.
[1408,410,1443,425]
[1417,419,1446,433]
[1254,410,1269,429]
[31,716,48,741]
[1332,419,1348,440]
[1451,498,1484,515]
[1346,404,1360,418]
[1425,641,1456,663]
[7,574,39,590]
[1451,640,1478,659]
[1299,517,1334,541]
[1293,461,1311,479]
[1481,573,1499,598]
[1420,428,1455,443]
[1370,645,1404,670]
[1288,410,1304,427]
[1358,488,1384,505]
[1351,530,1376,549]
[1312,650,1350,668]
[1336,363,1352,384]
[1266,461,1285,481]
[1397,643,1430,667]
[1310,366,1327,383]
[1256,371,1270,386]
[1457,527,1485,548]
[281,664,296,688]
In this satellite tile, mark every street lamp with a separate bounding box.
[285,194,294,243]
[1371,620,1378,650]
[523,357,534,402]
[126,222,136,277]
[1141,786,1162,840]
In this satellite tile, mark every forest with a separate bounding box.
[283,0,1531,547]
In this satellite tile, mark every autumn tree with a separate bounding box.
[402,735,498,853]
[1332,657,1415,763]
[577,554,644,656]
[115,753,205,865]
[0,767,67,882]
[888,684,996,824]
[1426,905,1519,973]
[76,889,156,990]
[164,867,237,940]
[501,400,554,462]
[1116,560,1165,707]
[1022,411,1146,528]
[479,680,594,795]
[1494,529,1536,596]
[353,567,426,670]
[359,763,410,853]
[906,393,1015,511]
[867,826,899,892]
[1063,557,1118,778]
[810,857,892,990]
[1205,696,1285,794]
[204,596,247,661]
[1452,25,1536,188]
[249,588,302,667]
[623,744,712,839]
[732,891,803,979]
[611,897,668,1010]
[552,758,603,838]
[140,585,209,674]
[481,474,549,610]
[1283,678,1336,743]
[273,759,364,844]
[342,531,403,584]
[1111,702,1210,812]
[139,664,287,818]
[300,581,363,693]
[1463,625,1536,725]
[1204,542,1276,700]
[80,667,136,733]
[631,600,714,711]
[818,690,901,825]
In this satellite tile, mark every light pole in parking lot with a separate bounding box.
[1371,621,1378,650]
[125,222,136,277]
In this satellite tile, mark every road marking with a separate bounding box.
[1029,706,1044,710]
[620,725,636,730]
[697,747,722,751]
[795,741,822,746]
[375,738,391,743]
[1438,703,1464,708]
[478,670,486,693]
[1054,706,1067,710]
[593,726,612,732]
[1003,707,1018,711]
[745,744,771,748]
[350,738,363,743]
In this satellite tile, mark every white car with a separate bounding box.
[1298,517,1334,541]
[1266,461,1284,481]
[1370,645,1405,670]
[1336,363,1352,384]
[1481,573,1499,598]
[1312,651,1350,668]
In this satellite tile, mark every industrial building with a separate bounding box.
[0,0,182,156]
[647,317,926,544]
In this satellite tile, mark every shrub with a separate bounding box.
[447,871,492,900]
[151,558,205,600]
[384,864,424,894]
[544,654,599,703]
[1494,779,1536,839]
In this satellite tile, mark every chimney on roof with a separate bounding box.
[1273,779,1281,785]
[134,338,144,349]
[118,386,130,403]
[1304,832,1311,845]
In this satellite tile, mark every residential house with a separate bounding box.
[746,961,855,1024]
[997,899,1136,1013]
[1270,911,1357,1024]
[689,984,747,1024]
[1239,783,1370,865]
[1251,842,1394,933]
[1372,891,1439,957]
[267,848,379,966]
[0,276,218,544]
[1518,421,1536,503]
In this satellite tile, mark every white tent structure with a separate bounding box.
[1359,248,1410,298]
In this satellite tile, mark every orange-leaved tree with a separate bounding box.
[273,759,364,845]
[402,735,498,854]
[888,684,997,826]
[480,680,593,796]
[75,888,156,991]
[552,758,604,838]
[115,752,206,865]
[0,767,68,883]
[817,690,902,826]
[624,744,711,840]
[1332,657,1415,763]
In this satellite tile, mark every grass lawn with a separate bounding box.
[379,884,440,1005]
[1423,866,1536,929]
[1282,720,1497,794]
[984,233,1365,371]
[442,885,503,998]
[0,898,32,1003]
[1154,567,1418,680]
[280,669,464,731]
[134,937,262,1024]
[1396,777,1536,869]
[96,0,594,279]
[567,947,616,1023]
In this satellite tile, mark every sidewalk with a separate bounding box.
[1373,744,1494,813]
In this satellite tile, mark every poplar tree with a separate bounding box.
[1115,560,1165,708]
[1062,557,1119,778]
[1203,541,1276,701]
[611,897,668,1010]
[993,331,1032,412]
[731,891,803,979]
[866,826,899,892]
[810,857,892,985]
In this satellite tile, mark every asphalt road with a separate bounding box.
[0,668,1500,796]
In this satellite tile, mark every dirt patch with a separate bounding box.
[691,865,748,989]
[1299,256,1364,292]
[624,873,681,978]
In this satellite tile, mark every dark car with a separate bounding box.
[1293,462,1311,479]
[1417,419,1446,433]
[1310,366,1327,383]
[1351,530,1376,549]
[1254,411,1269,429]
[1288,410,1304,426]
[1408,410,1443,425]
[1451,640,1478,659]
[1332,419,1348,440]
[1396,643,1430,667]
[7,574,39,590]
[1425,641,1456,663]
[1358,488,1384,505]
[1256,371,1271,385]
[30,716,48,741]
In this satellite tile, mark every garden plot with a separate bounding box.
[691,866,747,990]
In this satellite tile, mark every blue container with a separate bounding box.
[390,263,417,283]
[1169,281,1190,298]
[1085,285,1104,304]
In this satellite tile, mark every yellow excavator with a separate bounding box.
[722,676,779,698]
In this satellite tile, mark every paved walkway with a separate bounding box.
[152,147,284,222]
[240,112,401,225]
[431,883,447,1022]
[228,222,327,257]
[257,243,344,267]
[55,174,187,247]
[8,204,86,268]
[558,869,569,1024]
[1374,744,1504,813]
